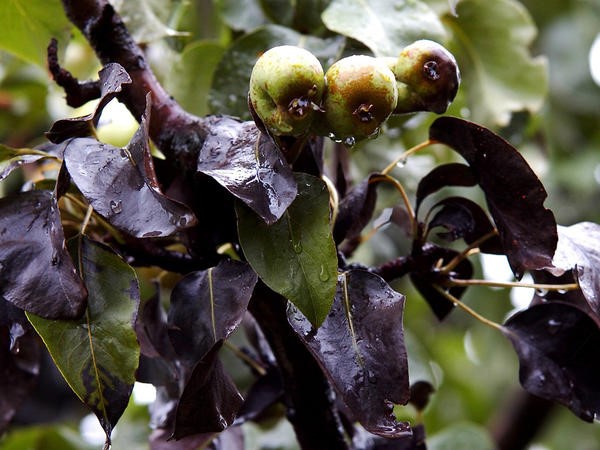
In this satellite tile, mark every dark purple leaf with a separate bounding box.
[428,197,503,253]
[0,300,41,434]
[64,135,196,238]
[236,367,282,424]
[0,190,87,318]
[150,428,214,450]
[544,222,600,317]
[167,259,258,362]
[352,424,426,450]
[429,117,557,278]
[410,243,473,320]
[288,269,411,438]
[415,163,477,215]
[503,302,600,422]
[334,175,379,244]
[172,341,244,439]
[197,117,297,225]
[0,144,47,182]
[46,63,132,143]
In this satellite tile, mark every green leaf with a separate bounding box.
[111,0,187,43]
[428,422,495,450]
[164,41,226,117]
[208,24,344,119]
[27,237,140,448]
[0,0,71,67]
[216,0,269,31]
[444,0,548,126]
[321,0,446,57]
[237,173,338,327]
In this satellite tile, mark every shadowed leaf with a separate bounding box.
[27,237,140,446]
[0,300,41,434]
[429,117,556,278]
[238,173,338,327]
[198,118,297,225]
[410,243,473,320]
[503,302,600,422]
[0,190,87,319]
[167,259,258,361]
[288,270,411,437]
[172,341,244,439]
[0,145,49,182]
[333,174,379,244]
[415,163,477,216]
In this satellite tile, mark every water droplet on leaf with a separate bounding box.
[110,199,123,214]
[319,265,330,282]
[535,288,548,297]
[292,241,303,254]
[547,319,561,334]
[343,136,356,147]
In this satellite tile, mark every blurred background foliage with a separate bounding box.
[1,0,600,449]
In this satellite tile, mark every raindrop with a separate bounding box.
[217,414,228,429]
[343,136,356,147]
[557,289,568,295]
[292,240,303,254]
[423,61,440,80]
[535,288,548,297]
[178,216,187,227]
[119,148,129,159]
[319,265,330,282]
[110,199,123,214]
[396,157,407,168]
[51,252,60,266]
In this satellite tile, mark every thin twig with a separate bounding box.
[369,174,417,238]
[447,278,580,291]
[381,139,438,175]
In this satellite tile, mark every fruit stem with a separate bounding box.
[369,174,417,239]
[433,285,503,332]
[438,229,499,274]
[381,139,438,175]
[446,278,580,291]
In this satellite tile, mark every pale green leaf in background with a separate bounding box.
[164,41,225,117]
[321,0,446,58]
[237,173,338,327]
[443,0,548,127]
[27,237,140,446]
[216,0,269,32]
[110,0,188,43]
[428,422,495,450]
[0,0,71,67]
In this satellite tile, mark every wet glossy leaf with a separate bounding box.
[351,423,426,450]
[0,144,48,181]
[0,300,41,434]
[288,270,410,437]
[415,163,477,216]
[167,259,258,361]
[209,24,344,119]
[322,0,445,57]
[46,64,132,143]
[238,173,338,327]
[27,237,140,445]
[503,302,600,422]
[410,243,473,320]
[546,222,600,316]
[64,129,196,238]
[0,190,87,319]
[444,0,547,126]
[172,341,244,438]
[428,197,503,253]
[429,117,557,278]
[216,0,268,31]
[0,0,71,67]
[198,118,297,225]
[333,175,379,244]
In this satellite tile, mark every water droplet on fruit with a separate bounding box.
[319,265,330,282]
[110,199,123,214]
[343,136,356,147]
[423,61,440,81]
